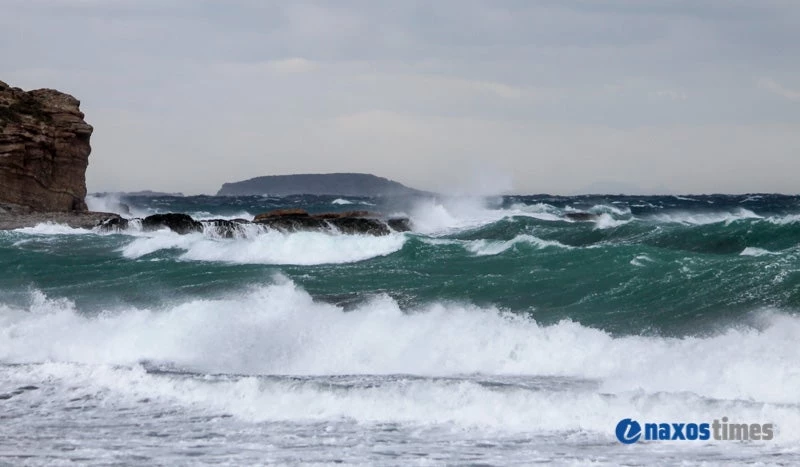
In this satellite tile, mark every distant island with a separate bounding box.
[93,190,185,197]
[217,173,425,197]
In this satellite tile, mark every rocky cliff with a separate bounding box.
[0,79,93,212]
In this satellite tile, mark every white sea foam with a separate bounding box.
[2,284,800,453]
[408,198,568,235]
[407,197,506,234]
[1,284,799,407]
[189,211,255,221]
[85,193,151,218]
[507,203,564,221]
[630,255,654,267]
[649,208,762,225]
[740,247,779,257]
[120,229,406,265]
[586,204,632,217]
[331,198,375,206]
[13,223,95,235]
[88,194,255,221]
[465,235,572,256]
[768,213,800,225]
[593,213,632,229]
[3,361,798,443]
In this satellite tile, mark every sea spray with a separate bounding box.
[1,283,798,405]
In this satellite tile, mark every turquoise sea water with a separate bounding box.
[1,193,798,465]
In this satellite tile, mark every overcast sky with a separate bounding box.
[2,0,799,195]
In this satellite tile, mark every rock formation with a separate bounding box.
[99,209,413,237]
[252,208,404,236]
[0,80,414,235]
[141,213,202,234]
[0,80,94,212]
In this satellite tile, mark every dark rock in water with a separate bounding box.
[142,213,202,234]
[327,217,390,235]
[98,216,129,232]
[314,210,376,219]
[252,209,409,236]
[387,217,412,232]
[203,219,251,238]
[86,210,413,237]
[253,208,310,221]
[255,214,329,232]
[565,212,598,222]
[0,80,94,212]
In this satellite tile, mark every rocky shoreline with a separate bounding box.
[0,206,411,236]
[1,80,411,237]
[0,207,122,231]
[103,209,411,236]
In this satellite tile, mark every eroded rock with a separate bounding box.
[0,81,93,212]
[142,213,202,234]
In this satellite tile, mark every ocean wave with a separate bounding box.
[9,220,407,266]
[507,203,564,222]
[119,228,406,265]
[13,223,95,236]
[592,213,632,229]
[1,283,798,407]
[648,208,762,225]
[740,247,779,257]
[3,362,798,441]
[465,235,572,256]
[407,198,574,235]
[630,255,655,267]
[768,214,800,225]
[85,193,152,218]
[585,204,632,217]
[407,197,510,234]
[507,202,631,228]
[332,198,375,206]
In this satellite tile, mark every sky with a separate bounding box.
[2,0,799,195]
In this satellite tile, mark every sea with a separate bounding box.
[1,192,799,466]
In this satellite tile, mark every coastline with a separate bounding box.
[0,205,121,230]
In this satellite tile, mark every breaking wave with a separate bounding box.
[465,234,572,256]
[0,283,798,439]
[120,229,407,265]
[1,283,798,404]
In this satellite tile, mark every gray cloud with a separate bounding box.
[2,0,799,194]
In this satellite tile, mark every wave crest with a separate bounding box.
[1,283,798,406]
[120,229,407,265]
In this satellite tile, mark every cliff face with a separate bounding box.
[0,79,93,212]
[217,173,424,197]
